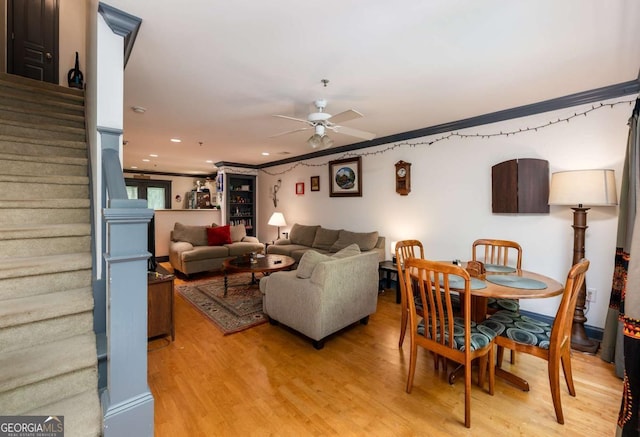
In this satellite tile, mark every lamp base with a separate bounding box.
[571,323,599,354]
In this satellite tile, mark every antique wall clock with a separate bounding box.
[395,160,411,195]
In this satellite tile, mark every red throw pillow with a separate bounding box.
[207,225,232,246]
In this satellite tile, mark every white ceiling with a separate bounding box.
[106,0,640,175]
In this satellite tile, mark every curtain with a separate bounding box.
[601,98,640,436]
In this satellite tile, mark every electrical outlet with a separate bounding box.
[586,287,597,303]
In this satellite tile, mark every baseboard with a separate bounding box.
[156,255,169,263]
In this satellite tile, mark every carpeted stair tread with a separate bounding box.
[0,223,90,240]
[0,173,88,185]
[0,104,85,129]
[0,253,92,280]
[0,118,85,139]
[0,154,87,177]
[0,72,84,99]
[0,199,90,209]
[0,134,86,151]
[24,389,102,437]
[0,333,96,393]
[0,287,93,329]
[0,152,87,167]
[0,270,91,301]
[0,88,84,117]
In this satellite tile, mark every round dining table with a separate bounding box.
[443,262,564,390]
[465,266,564,324]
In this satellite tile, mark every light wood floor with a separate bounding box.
[148,269,622,436]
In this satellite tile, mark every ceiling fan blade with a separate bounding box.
[272,114,311,124]
[327,109,363,124]
[331,125,376,141]
[269,126,312,138]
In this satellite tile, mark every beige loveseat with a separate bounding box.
[260,245,379,349]
[169,222,264,276]
[266,223,385,262]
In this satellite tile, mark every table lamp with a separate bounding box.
[390,241,398,264]
[548,169,617,353]
[268,212,287,240]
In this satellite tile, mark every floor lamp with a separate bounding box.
[268,212,287,240]
[549,169,617,353]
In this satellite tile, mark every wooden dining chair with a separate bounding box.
[490,258,590,424]
[395,240,425,348]
[472,239,523,313]
[403,258,496,428]
[472,239,523,363]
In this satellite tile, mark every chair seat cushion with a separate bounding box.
[486,310,552,349]
[417,316,497,351]
[488,298,520,312]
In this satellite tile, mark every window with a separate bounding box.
[125,178,171,209]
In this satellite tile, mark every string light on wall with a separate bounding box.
[260,98,635,177]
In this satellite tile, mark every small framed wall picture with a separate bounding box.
[296,182,305,195]
[310,176,320,191]
[329,156,362,197]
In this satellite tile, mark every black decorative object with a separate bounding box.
[67,52,84,89]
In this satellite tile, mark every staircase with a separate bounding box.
[0,73,102,436]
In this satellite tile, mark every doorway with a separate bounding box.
[7,0,59,83]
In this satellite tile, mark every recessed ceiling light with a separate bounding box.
[205,160,213,163]
[170,138,182,143]
[149,154,158,157]
[131,166,138,169]
[131,106,146,113]
[261,152,270,156]
[142,159,150,162]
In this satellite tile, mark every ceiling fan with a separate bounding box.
[271,99,376,148]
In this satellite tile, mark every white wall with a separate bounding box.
[257,96,635,330]
[59,0,87,86]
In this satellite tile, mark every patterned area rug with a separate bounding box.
[176,273,267,335]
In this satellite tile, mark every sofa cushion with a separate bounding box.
[290,224,320,247]
[230,224,247,242]
[330,230,379,252]
[181,245,230,262]
[331,243,361,259]
[296,250,332,279]
[312,227,341,251]
[207,225,232,245]
[173,222,209,246]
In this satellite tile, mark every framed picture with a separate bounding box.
[310,176,320,191]
[329,157,362,197]
[296,182,305,195]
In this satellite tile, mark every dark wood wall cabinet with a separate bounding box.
[491,158,550,213]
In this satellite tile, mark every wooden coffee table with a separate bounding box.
[222,254,296,296]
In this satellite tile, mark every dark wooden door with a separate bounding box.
[7,0,59,84]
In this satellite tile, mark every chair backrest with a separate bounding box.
[472,239,522,269]
[395,240,424,266]
[404,258,472,352]
[550,258,590,350]
[395,240,425,301]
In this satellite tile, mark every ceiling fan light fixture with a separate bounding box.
[321,135,334,148]
[307,134,322,148]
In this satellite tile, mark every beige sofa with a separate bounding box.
[260,245,379,349]
[169,222,264,276]
[266,223,385,262]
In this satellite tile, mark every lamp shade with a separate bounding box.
[548,169,618,207]
[268,212,287,227]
